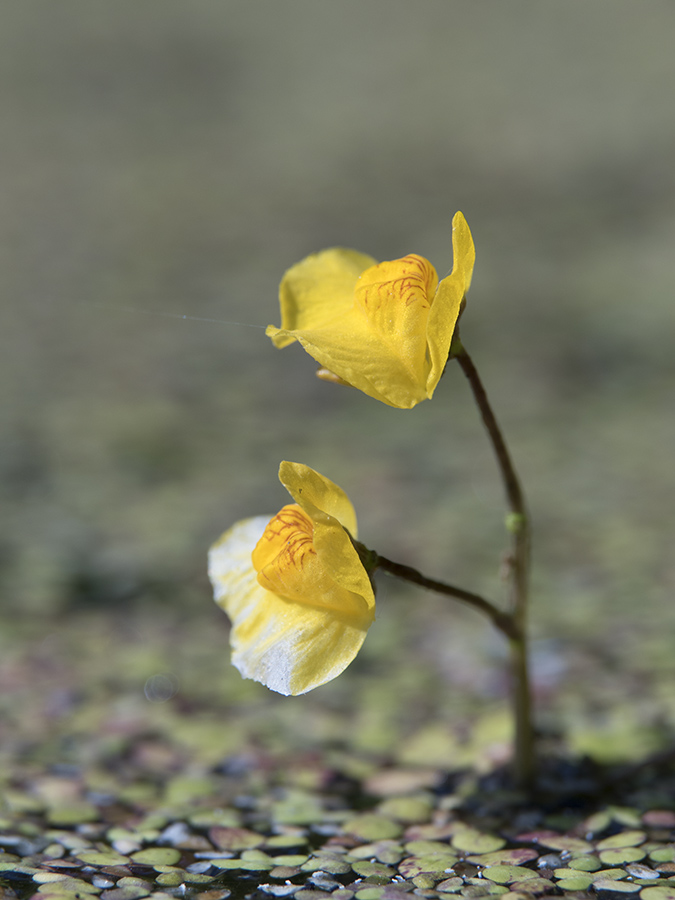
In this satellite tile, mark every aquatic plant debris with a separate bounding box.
[3,760,675,900]
[3,613,675,900]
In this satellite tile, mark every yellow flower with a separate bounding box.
[267,211,475,409]
[208,461,375,695]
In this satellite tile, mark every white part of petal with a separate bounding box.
[208,515,271,610]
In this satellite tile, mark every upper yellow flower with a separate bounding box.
[208,461,375,696]
[266,211,475,409]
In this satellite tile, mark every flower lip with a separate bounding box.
[354,254,438,314]
[252,503,313,581]
[252,502,368,620]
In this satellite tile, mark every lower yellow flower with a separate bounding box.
[208,461,375,695]
[266,211,475,409]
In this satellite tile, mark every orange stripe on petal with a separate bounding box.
[355,254,437,315]
[354,254,438,383]
[251,504,314,576]
[252,504,362,616]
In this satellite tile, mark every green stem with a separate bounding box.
[372,552,518,641]
[454,344,535,790]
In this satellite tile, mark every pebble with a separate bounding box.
[625,863,660,879]
[307,871,342,891]
[186,861,215,874]
[157,823,192,845]
[258,884,298,897]
[536,854,562,869]
[111,840,142,856]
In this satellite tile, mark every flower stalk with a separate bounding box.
[454,343,535,790]
[366,549,518,641]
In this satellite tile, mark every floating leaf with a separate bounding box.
[436,876,464,893]
[599,848,646,865]
[509,876,555,895]
[595,880,641,893]
[47,804,99,827]
[597,831,647,851]
[377,796,433,824]
[211,858,273,871]
[452,829,506,854]
[36,878,101,894]
[481,865,538,884]
[154,873,183,887]
[37,891,99,900]
[296,892,332,900]
[183,872,215,884]
[130,849,181,867]
[354,890,384,900]
[271,855,309,867]
[189,810,241,829]
[209,827,266,851]
[164,776,215,805]
[569,856,602,871]
[99,887,150,900]
[351,861,395,880]
[583,812,612,835]
[516,830,592,854]
[265,835,309,850]
[423,874,452,891]
[300,857,352,875]
[349,840,403,864]
[342,814,403,842]
[272,791,327,826]
[404,823,457,843]
[555,874,595,890]
[610,808,643,827]
[404,840,454,856]
[364,768,441,797]
[643,812,675,828]
[397,854,457,879]
[78,852,131,867]
[268,864,302,879]
[466,849,538,867]
[594,868,628,881]
[641,889,675,900]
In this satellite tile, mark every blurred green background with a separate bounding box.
[2,1,675,765]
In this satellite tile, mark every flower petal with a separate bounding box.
[271,309,431,408]
[208,516,370,695]
[268,247,431,407]
[266,214,475,409]
[451,210,476,294]
[279,461,375,603]
[354,253,438,388]
[279,460,357,535]
[252,503,369,619]
[425,211,476,395]
[267,248,376,348]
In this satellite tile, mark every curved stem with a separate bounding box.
[454,344,535,789]
[373,553,519,641]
